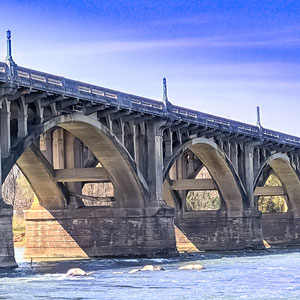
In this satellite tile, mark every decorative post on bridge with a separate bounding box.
[4,30,17,78]
[256,106,261,127]
[163,78,171,112]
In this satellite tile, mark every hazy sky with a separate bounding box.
[0,1,300,135]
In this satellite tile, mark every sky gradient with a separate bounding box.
[1,1,300,135]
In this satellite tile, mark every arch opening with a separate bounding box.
[163,138,245,214]
[186,166,221,211]
[2,165,34,247]
[257,173,288,214]
[3,114,148,210]
[163,137,248,253]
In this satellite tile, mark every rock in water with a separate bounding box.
[178,264,205,270]
[129,265,165,273]
[128,268,140,274]
[66,268,90,276]
[141,265,155,271]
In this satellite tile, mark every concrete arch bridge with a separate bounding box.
[1,32,300,267]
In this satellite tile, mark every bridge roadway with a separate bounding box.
[1,61,300,147]
[1,32,300,268]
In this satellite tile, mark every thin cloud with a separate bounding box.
[16,34,300,59]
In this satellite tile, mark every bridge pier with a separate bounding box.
[24,206,177,260]
[175,209,264,251]
[0,206,17,268]
[262,213,300,247]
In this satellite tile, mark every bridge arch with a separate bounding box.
[254,153,300,214]
[3,113,148,209]
[163,137,246,214]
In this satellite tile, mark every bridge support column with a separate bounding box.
[0,206,17,268]
[175,210,264,251]
[24,206,177,260]
[146,120,165,205]
[1,99,11,157]
[261,213,300,247]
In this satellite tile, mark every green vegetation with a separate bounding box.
[12,216,26,245]
[185,166,220,211]
[13,216,25,232]
[186,190,220,211]
[258,174,288,213]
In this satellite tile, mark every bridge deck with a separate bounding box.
[1,61,299,148]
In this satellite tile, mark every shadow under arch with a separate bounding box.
[164,137,246,214]
[254,153,300,214]
[3,113,149,209]
[17,144,68,209]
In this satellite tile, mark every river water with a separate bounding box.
[1,248,300,299]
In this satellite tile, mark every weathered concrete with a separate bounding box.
[171,179,216,191]
[262,213,300,247]
[254,186,285,196]
[17,144,67,209]
[175,210,264,251]
[55,167,110,183]
[24,206,177,259]
[0,206,17,268]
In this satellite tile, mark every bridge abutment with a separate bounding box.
[0,206,17,268]
[175,210,264,251]
[24,206,177,260]
[262,213,300,247]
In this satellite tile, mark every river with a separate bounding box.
[0,248,300,299]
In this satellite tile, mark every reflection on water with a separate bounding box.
[0,248,300,299]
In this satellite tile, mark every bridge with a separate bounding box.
[1,30,300,268]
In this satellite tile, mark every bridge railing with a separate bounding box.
[0,62,8,80]
[14,65,165,116]
[1,62,300,148]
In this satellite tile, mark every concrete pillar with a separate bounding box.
[0,130,17,267]
[52,128,64,169]
[43,132,53,164]
[132,124,137,160]
[124,123,135,159]
[17,97,28,138]
[24,207,177,260]
[164,129,173,160]
[115,122,124,145]
[17,114,28,138]
[64,131,83,208]
[135,124,147,178]
[146,120,165,205]
[0,207,17,268]
[230,142,238,171]
[244,143,255,209]
[1,99,11,157]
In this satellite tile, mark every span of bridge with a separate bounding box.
[1,30,300,268]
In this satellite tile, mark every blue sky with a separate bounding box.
[1,1,300,135]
